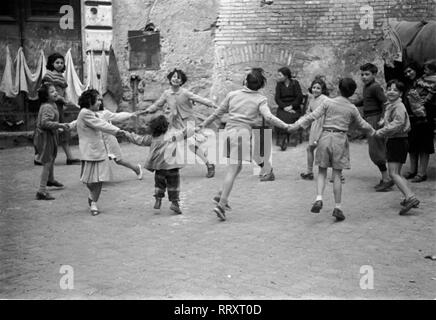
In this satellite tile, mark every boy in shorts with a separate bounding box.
[374,80,420,215]
[289,78,375,222]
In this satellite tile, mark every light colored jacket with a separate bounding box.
[147,88,216,121]
[376,98,410,138]
[296,96,374,134]
[76,108,120,161]
[203,87,288,131]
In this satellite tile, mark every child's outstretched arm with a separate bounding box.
[145,92,167,113]
[293,101,328,129]
[259,101,288,130]
[186,91,218,109]
[101,109,136,123]
[352,107,376,136]
[125,132,152,146]
[199,93,230,128]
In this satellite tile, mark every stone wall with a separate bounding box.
[112,0,219,110]
[212,0,436,110]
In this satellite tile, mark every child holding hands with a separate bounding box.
[289,78,375,222]
[374,80,420,215]
[126,114,196,215]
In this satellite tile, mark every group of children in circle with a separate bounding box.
[34,51,432,221]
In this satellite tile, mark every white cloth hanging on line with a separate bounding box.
[64,49,101,105]
[0,46,46,100]
[64,49,89,105]
[88,51,99,91]
[99,52,108,95]
[0,45,17,98]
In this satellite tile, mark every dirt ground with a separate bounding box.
[0,140,435,299]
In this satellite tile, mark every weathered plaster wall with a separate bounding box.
[112,0,219,109]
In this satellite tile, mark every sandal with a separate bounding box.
[403,172,417,179]
[300,172,314,180]
[411,174,427,183]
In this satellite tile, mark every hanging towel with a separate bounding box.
[0,46,45,100]
[106,46,123,103]
[64,48,88,105]
[99,52,108,95]
[0,45,18,98]
[21,48,46,100]
[88,51,99,90]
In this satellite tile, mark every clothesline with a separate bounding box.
[0,46,109,104]
[2,36,83,43]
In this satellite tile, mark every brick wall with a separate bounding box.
[211,0,436,106]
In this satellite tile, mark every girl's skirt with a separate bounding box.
[80,159,113,183]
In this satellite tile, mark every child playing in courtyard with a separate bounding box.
[374,80,420,215]
[199,67,291,221]
[126,114,195,215]
[34,83,70,200]
[355,63,391,191]
[300,77,330,180]
[143,68,217,178]
[39,52,81,165]
[289,78,375,222]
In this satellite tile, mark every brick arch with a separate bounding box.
[215,44,293,67]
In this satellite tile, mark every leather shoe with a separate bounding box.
[332,208,345,221]
[36,191,55,200]
[213,195,232,210]
[399,197,420,215]
[154,197,162,209]
[170,201,182,214]
[214,204,226,221]
[47,180,64,188]
[206,164,215,178]
[311,200,323,213]
[375,180,394,192]
[260,169,275,182]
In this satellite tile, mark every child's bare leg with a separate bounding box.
[306,145,315,173]
[389,162,414,199]
[61,142,74,160]
[218,163,242,208]
[316,167,327,200]
[332,168,343,205]
[115,158,140,175]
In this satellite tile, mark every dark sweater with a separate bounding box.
[355,80,387,117]
[275,80,303,112]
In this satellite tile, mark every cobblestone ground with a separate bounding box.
[0,140,435,299]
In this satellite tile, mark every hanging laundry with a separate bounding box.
[99,51,108,95]
[106,46,123,103]
[20,48,46,100]
[0,46,46,100]
[0,45,18,98]
[64,48,88,105]
[88,51,99,90]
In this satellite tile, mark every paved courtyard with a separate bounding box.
[0,140,435,299]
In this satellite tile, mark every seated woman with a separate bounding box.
[274,66,303,151]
